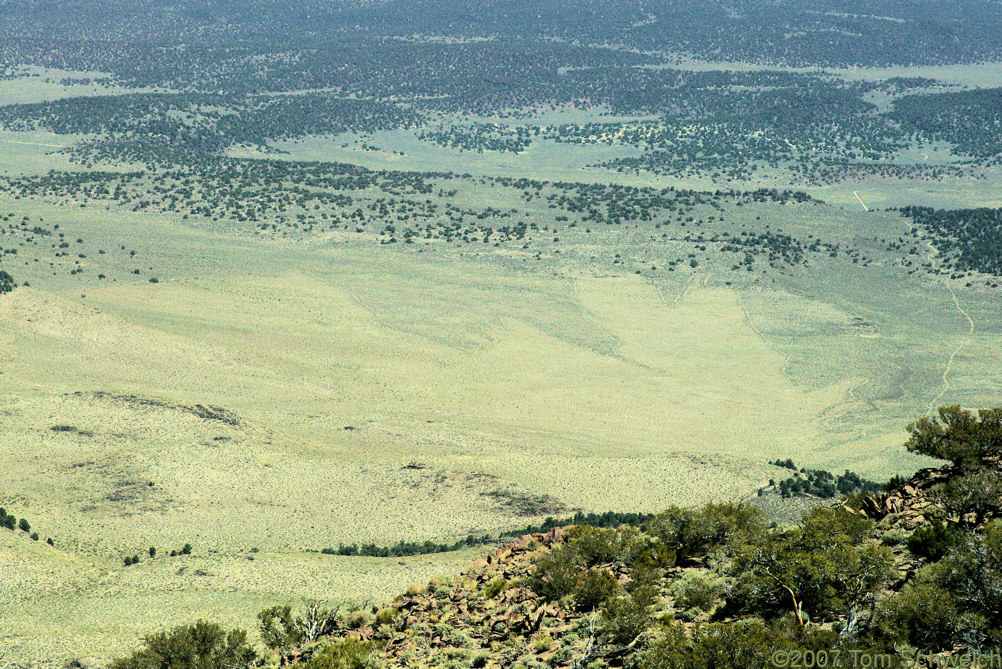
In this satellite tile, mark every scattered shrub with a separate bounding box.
[0,269,16,294]
[108,620,257,669]
[258,605,301,650]
[259,602,339,650]
[374,607,397,626]
[907,521,956,561]
[880,528,909,547]
[330,510,657,558]
[600,582,658,646]
[876,581,963,650]
[572,569,620,612]
[299,638,379,669]
[671,572,722,615]
[768,459,883,499]
[645,502,767,565]
[484,578,508,599]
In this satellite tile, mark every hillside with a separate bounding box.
[102,405,1002,668]
[3,1,1002,665]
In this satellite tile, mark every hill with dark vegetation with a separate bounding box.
[0,269,16,294]
[105,405,1002,668]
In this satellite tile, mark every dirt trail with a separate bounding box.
[0,139,66,149]
[852,190,869,212]
[927,284,975,415]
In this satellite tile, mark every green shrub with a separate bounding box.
[632,616,841,669]
[931,525,1002,635]
[646,503,767,565]
[730,507,895,622]
[565,526,620,565]
[258,605,301,650]
[671,572,722,614]
[876,581,964,650]
[691,619,837,669]
[527,544,623,610]
[600,582,657,646]
[566,525,634,566]
[404,582,427,596]
[880,528,909,546]
[550,646,574,664]
[530,632,554,652]
[935,469,1002,527]
[484,577,508,599]
[625,621,688,669]
[259,602,339,650]
[0,269,15,294]
[907,521,956,561]
[906,406,1002,471]
[343,608,373,630]
[374,607,397,626]
[108,620,257,669]
[300,638,380,669]
[526,546,581,602]
[572,569,620,612]
[886,474,907,491]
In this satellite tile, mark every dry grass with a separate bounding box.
[0,233,827,664]
[3,188,999,662]
[1,69,1001,663]
[0,527,479,664]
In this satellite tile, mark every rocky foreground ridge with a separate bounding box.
[263,460,997,668]
[109,406,1002,669]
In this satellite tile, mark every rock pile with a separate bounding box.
[855,466,953,529]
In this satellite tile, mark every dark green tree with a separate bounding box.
[906,406,1002,471]
[109,621,257,669]
[731,507,895,626]
[0,270,15,294]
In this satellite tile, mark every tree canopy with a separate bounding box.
[906,405,1002,470]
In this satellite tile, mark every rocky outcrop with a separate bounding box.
[376,528,572,664]
[852,466,954,529]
